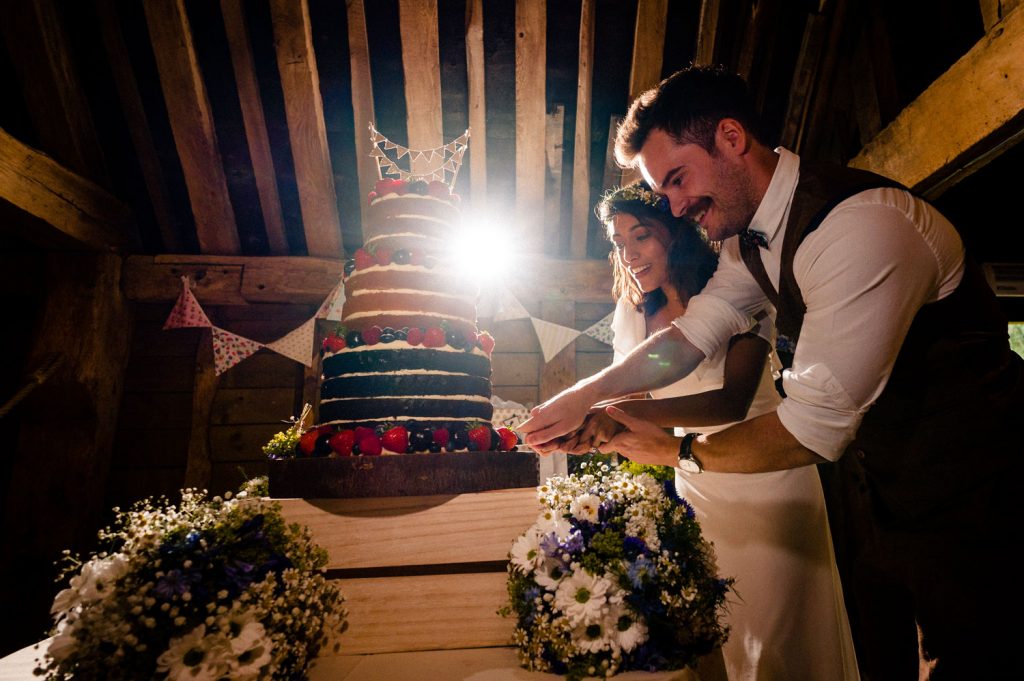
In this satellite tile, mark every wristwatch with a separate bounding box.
[677,432,704,474]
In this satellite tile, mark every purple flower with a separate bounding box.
[153,569,199,600]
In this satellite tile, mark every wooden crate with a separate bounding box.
[277,487,540,655]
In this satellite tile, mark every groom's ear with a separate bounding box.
[716,118,750,156]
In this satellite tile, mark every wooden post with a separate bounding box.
[570,0,595,259]
[465,0,488,206]
[347,0,378,217]
[184,328,219,488]
[545,105,565,255]
[0,253,132,651]
[399,0,444,174]
[515,0,547,252]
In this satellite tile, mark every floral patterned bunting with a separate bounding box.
[264,318,316,367]
[582,311,615,346]
[162,276,212,330]
[211,327,263,375]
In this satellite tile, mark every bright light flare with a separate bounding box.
[450,210,518,285]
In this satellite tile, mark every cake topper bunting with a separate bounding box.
[369,123,469,188]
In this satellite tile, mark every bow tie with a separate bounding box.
[739,228,769,249]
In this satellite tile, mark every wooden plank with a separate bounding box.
[95,0,179,252]
[123,255,613,304]
[849,4,1024,196]
[211,387,298,424]
[399,0,444,175]
[539,300,576,401]
[486,319,539,353]
[850,30,882,147]
[797,0,852,157]
[570,0,595,259]
[694,0,720,66]
[544,104,565,255]
[269,0,344,257]
[131,323,200,358]
[221,0,288,255]
[1,0,107,183]
[124,354,196,391]
[621,0,669,187]
[218,352,302,388]
[515,0,547,251]
[577,350,613,379]
[269,453,539,499]
[277,488,538,568]
[210,424,285,462]
[465,0,488,205]
[112,427,189,469]
[118,391,195,430]
[601,115,624,194]
[778,11,827,152]
[144,0,241,255]
[331,572,513,654]
[492,353,542,385]
[347,0,377,212]
[185,330,218,488]
[0,129,130,251]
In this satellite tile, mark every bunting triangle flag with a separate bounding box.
[582,311,615,346]
[494,287,531,322]
[531,317,582,362]
[163,276,212,329]
[316,279,346,321]
[211,327,263,375]
[265,317,316,367]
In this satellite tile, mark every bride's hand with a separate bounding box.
[563,410,626,454]
[597,406,679,467]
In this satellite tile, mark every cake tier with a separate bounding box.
[345,267,468,297]
[364,194,460,239]
[323,345,490,377]
[322,374,490,399]
[319,396,493,425]
[342,291,477,329]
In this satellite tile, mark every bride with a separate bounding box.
[561,182,859,680]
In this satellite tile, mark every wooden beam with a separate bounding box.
[0,128,130,251]
[465,0,488,206]
[269,0,343,258]
[122,254,613,305]
[694,0,721,66]
[347,0,378,212]
[621,0,668,187]
[849,4,1024,195]
[95,0,179,252]
[144,0,241,254]
[544,105,565,255]
[778,11,828,152]
[515,0,547,251]
[399,0,444,175]
[570,0,595,259]
[1,0,107,183]
[221,0,288,255]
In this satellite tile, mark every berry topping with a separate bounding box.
[408,180,429,195]
[423,327,447,348]
[343,259,356,278]
[406,327,424,346]
[381,426,409,454]
[477,331,495,355]
[427,180,451,199]
[445,329,466,349]
[354,426,376,442]
[362,326,382,345]
[410,250,425,267]
[375,248,393,266]
[392,249,411,265]
[432,428,450,449]
[468,425,492,452]
[328,430,356,456]
[298,429,319,456]
[357,433,382,456]
[497,427,519,451]
[322,333,346,353]
[345,330,364,348]
[354,248,376,270]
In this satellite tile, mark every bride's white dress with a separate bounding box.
[611,299,859,681]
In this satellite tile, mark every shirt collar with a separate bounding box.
[747,147,800,246]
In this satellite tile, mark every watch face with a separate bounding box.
[678,457,701,474]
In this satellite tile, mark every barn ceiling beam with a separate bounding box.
[850,5,1024,196]
[0,128,131,251]
[122,254,612,305]
[144,0,241,255]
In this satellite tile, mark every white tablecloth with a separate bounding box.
[3,643,722,680]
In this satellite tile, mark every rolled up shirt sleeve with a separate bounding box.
[778,189,962,459]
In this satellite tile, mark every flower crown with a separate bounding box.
[603,183,670,213]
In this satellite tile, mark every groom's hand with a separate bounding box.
[519,387,595,452]
[599,406,679,467]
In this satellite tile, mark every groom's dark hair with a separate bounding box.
[614,64,766,167]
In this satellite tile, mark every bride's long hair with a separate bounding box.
[598,182,718,316]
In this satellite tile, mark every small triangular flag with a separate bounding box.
[163,276,212,329]
[211,327,263,375]
[530,317,581,362]
[582,311,615,346]
[494,287,531,322]
[316,279,346,321]
[265,317,316,367]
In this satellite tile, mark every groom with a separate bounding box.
[520,65,1023,679]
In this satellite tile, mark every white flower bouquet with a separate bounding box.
[502,463,731,680]
[37,479,347,680]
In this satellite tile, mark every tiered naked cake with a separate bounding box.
[269,129,536,497]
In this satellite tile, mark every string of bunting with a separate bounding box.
[369,123,469,185]
[162,277,615,376]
